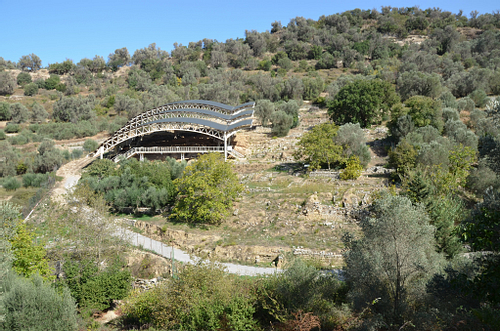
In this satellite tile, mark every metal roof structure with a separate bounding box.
[93,100,255,160]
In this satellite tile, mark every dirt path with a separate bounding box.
[51,157,95,202]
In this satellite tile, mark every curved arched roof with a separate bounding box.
[94,100,255,158]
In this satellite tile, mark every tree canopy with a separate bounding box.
[328,79,400,127]
[294,122,344,170]
[171,153,243,224]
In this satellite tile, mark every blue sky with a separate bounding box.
[0,0,498,66]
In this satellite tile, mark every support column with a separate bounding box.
[224,132,227,162]
[181,153,185,161]
[140,153,144,162]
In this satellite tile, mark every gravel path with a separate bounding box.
[125,228,279,276]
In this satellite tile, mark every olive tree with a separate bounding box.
[0,201,21,280]
[108,47,131,71]
[10,103,29,124]
[114,94,143,119]
[396,71,442,101]
[132,43,169,65]
[245,30,267,56]
[31,103,48,123]
[18,53,42,72]
[254,99,275,127]
[334,122,371,167]
[271,110,293,137]
[0,72,15,95]
[23,83,38,96]
[52,95,97,123]
[33,139,64,173]
[344,194,444,325]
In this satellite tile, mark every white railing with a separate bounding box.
[113,146,227,162]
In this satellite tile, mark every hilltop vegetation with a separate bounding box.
[1,6,500,331]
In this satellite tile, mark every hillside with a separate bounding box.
[1,7,500,331]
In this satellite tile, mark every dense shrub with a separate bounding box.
[61,257,131,311]
[17,72,32,86]
[254,99,275,127]
[31,121,98,140]
[31,103,48,123]
[43,74,60,90]
[402,96,443,131]
[33,139,64,173]
[3,176,21,191]
[0,101,11,120]
[397,70,442,101]
[468,89,488,108]
[467,162,500,195]
[5,123,19,133]
[22,173,49,188]
[1,272,78,331]
[52,95,97,123]
[23,82,38,96]
[438,90,458,108]
[256,258,347,329]
[340,156,364,180]
[442,108,460,122]
[277,99,300,128]
[123,262,256,330]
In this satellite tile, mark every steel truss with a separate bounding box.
[94,100,255,161]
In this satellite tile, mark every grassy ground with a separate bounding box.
[0,186,39,207]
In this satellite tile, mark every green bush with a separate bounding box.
[0,101,11,120]
[256,258,347,329]
[0,129,6,140]
[10,103,29,124]
[3,176,21,191]
[16,72,32,86]
[34,78,46,89]
[328,79,400,128]
[122,262,256,330]
[44,74,60,90]
[23,82,38,96]
[5,123,19,133]
[457,97,475,112]
[468,89,488,108]
[8,134,29,145]
[82,158,179,212]
[22,173,49,188]
[62,257,131,311]
[83,139,99,153]
[340,156,363,180]
[258,59,272,71]
[2,272,78,331]
[55,82,66,92]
